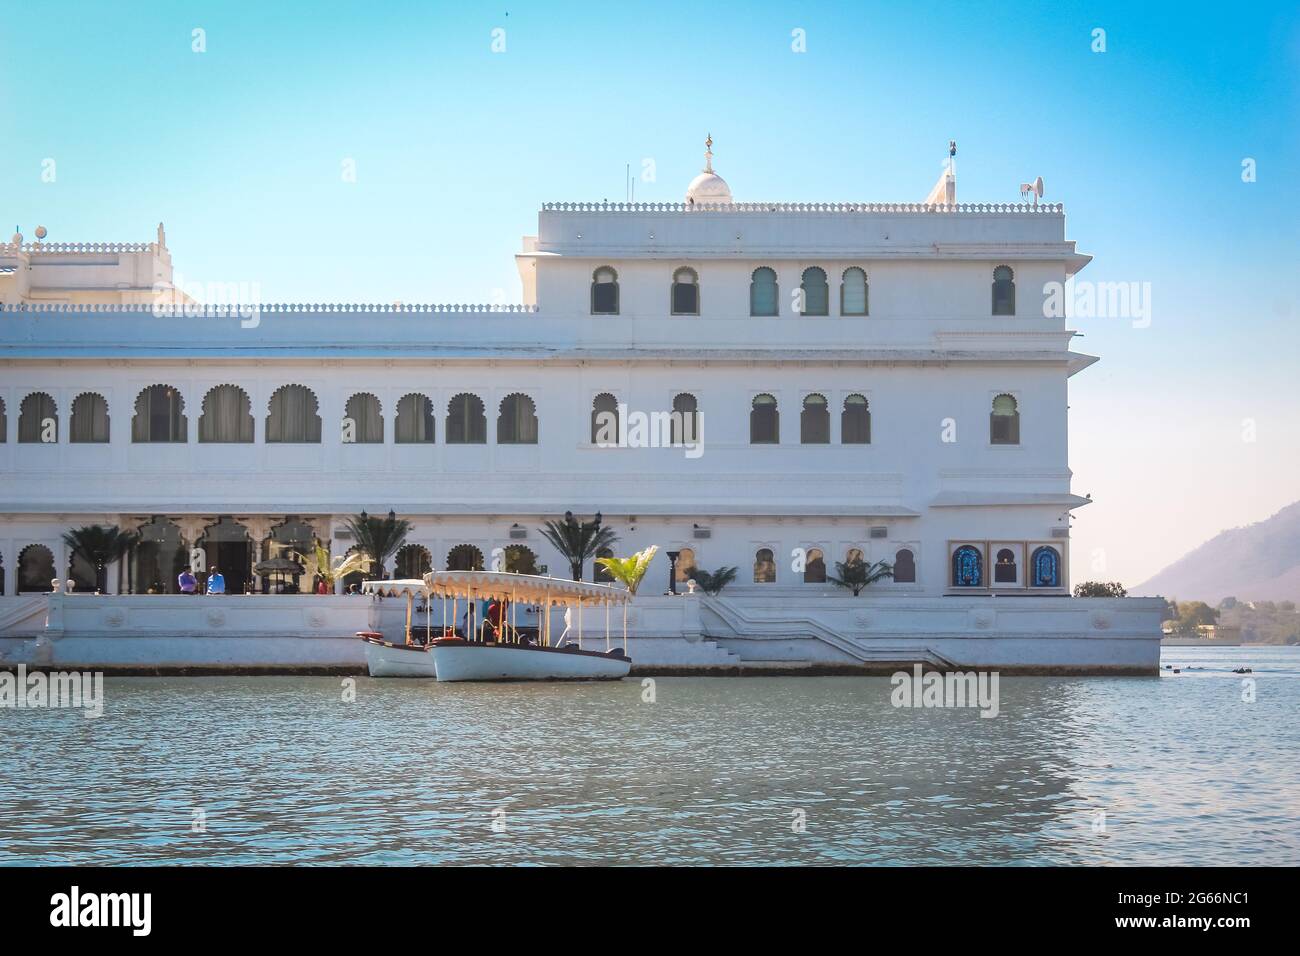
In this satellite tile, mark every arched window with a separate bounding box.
[994,548,1018,584]
[800,267,829,316]
[750,394,779,444]
[951,545,983,587]
[671,267,699,315]
[801,393,829,444]
[841,267,868,315]
[846,547,865,565]
[804,547,826,583]
[17,544,56,593]
[992,265,1015,315]
[198,385,253,443]
[591,393,619,446]
[67,550,97,593]
[671,393,700,445]
[592,546,613,583]
[498,393,538,444]
[266,385,321,443]
[446,393,486,444]
[754,548,776,584]
[991,393,1020,445]
[842,394,870,444]
[394,544,433,579]
[197,516,252,595]
[446,544,484,571]
[395,393,435,444]
[1030,546,1061,588]
[70,392,110,443]
[0,397,6,442]
[893,549,916,583]
[750,267,778,316]
[132,384,187,443]
[260,517,316,594]
[675,547,697,584]
[591,266,619,315]
[343,393,383,444]
[506,545,540,576]
[131,517,187,594]
[19,392,58,443]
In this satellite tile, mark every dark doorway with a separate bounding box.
[199,516,253,594]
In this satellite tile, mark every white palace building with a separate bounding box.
[0,143,1163,673]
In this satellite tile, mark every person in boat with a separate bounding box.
[485,598,508,641]
[461,602,477,640]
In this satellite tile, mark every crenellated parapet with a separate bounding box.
[540,201,1065,214]
[0,302,539,314]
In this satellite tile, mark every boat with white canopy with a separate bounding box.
[357,570,634,681]
[424,569,632,681]
[357,578,439,677]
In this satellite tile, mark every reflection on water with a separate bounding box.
[1,647,1297,865]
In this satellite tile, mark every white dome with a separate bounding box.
[685,134,733,205]
[686,171,733,205]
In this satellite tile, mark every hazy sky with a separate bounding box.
[3,1,1297,588]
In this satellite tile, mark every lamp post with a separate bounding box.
[666,550,680,595]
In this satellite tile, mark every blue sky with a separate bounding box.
[3,0,1298,587]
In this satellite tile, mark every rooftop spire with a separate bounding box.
[704,133,714,173]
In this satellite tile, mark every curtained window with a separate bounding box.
[266,385,322,443]
[591,393,619,446]
[992,265,1015,315]
[343,393,383,444]
[842,394,870,444]
[804,548,826,583]
[132,385,187,443]
[199,385,253,443]
[671,267,699,315]
[800,267,829,316]
[750,394,779,444]
[497,394,538,444]
[70,393,110,443]
[750,267,778,316]
[446,394,486,444]
[671,393,699,445]
[18,392,58,443]
[754,548,776,583]
[0,397,7,442]
[841,267,868,315]
[395,393,435,443]
[591,267,619,315]
[801,394,829,444]
[991,393,1020,445]
[446,544,484,571]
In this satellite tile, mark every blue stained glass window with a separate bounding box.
[952,545,983,587]
[1031,547,1061,587]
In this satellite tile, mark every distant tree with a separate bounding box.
[539,511,618,581]
[829,558,895,596]
[61,525,138,593]
[1219,596,1239,610]
[343,510,410,580]
[1073,581,1128,598]
[692,566,738,595]
[1172,601,1219,635]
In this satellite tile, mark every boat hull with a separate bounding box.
[362,639,438,678]
[432,641,631,682]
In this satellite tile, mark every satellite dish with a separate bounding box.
[34,225,47,240]
[1019,177,1045,205]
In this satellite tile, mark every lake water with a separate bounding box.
[2,646,1297,865]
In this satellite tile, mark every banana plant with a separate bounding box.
[595,546,658,653]
[291,539,373,590]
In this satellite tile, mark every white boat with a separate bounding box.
[423,569,635,682]
[360,635,438,678]
[431,638,630,681]
[357,579,441,678]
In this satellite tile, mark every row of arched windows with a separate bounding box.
[0,388,540,445]
[950,544,1061,588]
[591,265,1016,316]
[0,389,1021,447]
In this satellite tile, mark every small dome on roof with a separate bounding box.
[685,135,733,206]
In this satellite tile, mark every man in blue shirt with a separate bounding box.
[206,568,226,595]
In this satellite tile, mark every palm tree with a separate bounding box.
[290,538,373,591]
[343,510,410,580]
[594,546,658,651]
[61,525,138,593]
[692,566,738,595]
[828,558,894,596]
[539,511,619,581]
